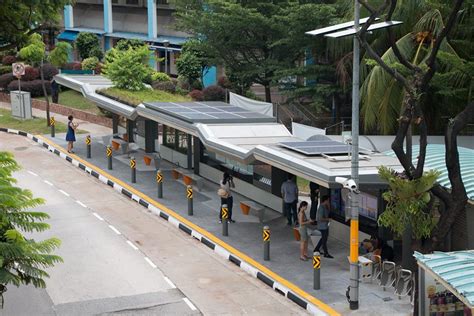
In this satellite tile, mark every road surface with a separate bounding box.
[0,132,307,315]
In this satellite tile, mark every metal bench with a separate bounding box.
[394,268,413,299]
[240,200,266,223]
[380,261,397,291]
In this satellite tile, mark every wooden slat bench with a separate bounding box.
[172,167,204,191]
[240,200,266,223]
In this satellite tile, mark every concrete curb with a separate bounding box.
[0,128,339,316]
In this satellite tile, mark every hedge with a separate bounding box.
[8,80,51,97]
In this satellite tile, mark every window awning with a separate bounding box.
[57,30,79,41]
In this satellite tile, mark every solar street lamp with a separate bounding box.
[306,2,402,310]
[163,40,170,74]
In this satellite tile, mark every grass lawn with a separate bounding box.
[297,177,310,194]
[37,90,101,115]
[0,108,68,134]
[98,87,191,107]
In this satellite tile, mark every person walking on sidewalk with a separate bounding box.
[219,172,235,223]
[309,182,320,221]
[314,195,334,258]
[66,115,79,153]
[281,174,298,226]
[297,201,314,261]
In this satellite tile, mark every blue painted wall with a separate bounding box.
[202,66,217,87]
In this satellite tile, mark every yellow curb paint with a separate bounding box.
[35,135,340,316]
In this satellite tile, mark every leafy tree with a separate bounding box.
[176,51,202,86]
[358,0,473,254]
[115,39,145,51]
[75,32,103,61]
[81,57,99,71]
[48,42,72,68]
[174,0,338,103]
[0,152,62,307]
[19,34,52,126]
[0,0,71,51]
[102,45,151,91]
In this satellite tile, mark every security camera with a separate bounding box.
[335,176,359,193]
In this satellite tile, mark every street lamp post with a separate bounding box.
[163,40,170,74]
[305,2,402,310]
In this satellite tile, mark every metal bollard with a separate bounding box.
[130,156,136,183]
[156,169,163,198]
[187,185,193,216]
[313,251,321,290]
[86,135,91,158]
[50,116,55,137]
[263,226,270,261]
[106,145,113,170]
[221,204,229,236]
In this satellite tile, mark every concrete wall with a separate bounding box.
[199,163,283,213]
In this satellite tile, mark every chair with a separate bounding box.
[379,261,397,291]
[371,255,382,281]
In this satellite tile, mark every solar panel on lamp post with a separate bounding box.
[305,2,402,311]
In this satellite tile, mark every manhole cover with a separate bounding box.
[14,147,28,151]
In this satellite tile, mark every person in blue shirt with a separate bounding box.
[281,174,299,226]
[66,115,79,153]
[314,195,334,258]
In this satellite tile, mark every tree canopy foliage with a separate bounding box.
[75,33,103,61]
[0,0,71,51]
[0,152,62,307]
[48,42,72,68]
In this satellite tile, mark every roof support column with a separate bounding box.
[193,137,201,175]
[64,5,74,29]
[145,120,158,153]
[103,0,113,34]
[126,119,135,143]
[147,0,157,39]
[187,134,192,170]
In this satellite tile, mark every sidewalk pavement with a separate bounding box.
[39,131,411,316]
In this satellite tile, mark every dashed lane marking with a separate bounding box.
[43,180,53,186]
[164,277,176,289]
[144,257,157,269]
[76,200,87,208]
[93,212,104,221]
[59,189,70,197]
[108,225,121,235]
[126,240,138,250]
[183,298,197,311]
[27,170,38,177]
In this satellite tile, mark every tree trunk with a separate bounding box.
[40,59,51,127]
[264,85,272,103]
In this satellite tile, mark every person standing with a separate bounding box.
[281,174,298,226]
[314,195,333,258]
[66,115,79,153]
[219,172,235,223]
[297,201,313,261]
[309,182,320,221]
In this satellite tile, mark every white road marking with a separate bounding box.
[76,200,87,208]
[108,225,121,235]
[27,171,38,177]
[126,240,138,250]
[59,190,70,197]
[164,277,176,289]
[183,298,197,311]
[43,180,53,186]
[144,257,157,269]
[93,212,104,221]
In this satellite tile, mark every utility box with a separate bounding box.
[10,91,32,120]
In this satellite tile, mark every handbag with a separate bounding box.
[217,188,229,198]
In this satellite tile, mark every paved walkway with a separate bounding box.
[40,131,412,316]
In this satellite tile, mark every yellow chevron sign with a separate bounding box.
[85,136,91,145]
[313,255,321,269]
[263,229,270,241]
[156,171,163,183]
[106,147,112,157]
[50,117,55,126]
[187,187,193,199]
[130,159,136,169]
[221,207,229,219]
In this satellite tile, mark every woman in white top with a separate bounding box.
[219,172,235,223]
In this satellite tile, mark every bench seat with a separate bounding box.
[240,200,266,223]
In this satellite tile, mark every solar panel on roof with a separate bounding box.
[279,140,352,156]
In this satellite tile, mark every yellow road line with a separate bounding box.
[35,135,340,316]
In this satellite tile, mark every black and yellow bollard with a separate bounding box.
[313,251,321,290]
[187,185,193,216]
[156,169,163,198]
[106,145,113,170]
[130,156,136,183]
[86,135,91,158]
[263,226,270,261]
[221,204,229,236]
[50,116,55,137]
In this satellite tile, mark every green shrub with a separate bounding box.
[2,55,16,65]
[23,67,39,81]
[42,64,58,80]
[8,80,51,97]
[176,51,202,84]
[81,56,99,71]
[0,74,15,90]
[191,79,203,91]
[76,32,103,60]
[151,71,171,82]
[152,81,176,93]
[0,66,11,75]
[203,85,226,101]
[189,89,204,101]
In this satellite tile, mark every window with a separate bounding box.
[162,125,188,154]
[201,145,254,183]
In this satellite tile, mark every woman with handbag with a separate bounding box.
[218,172,235,223]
